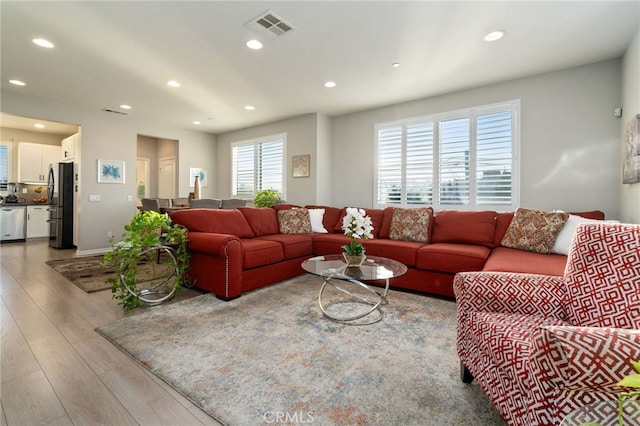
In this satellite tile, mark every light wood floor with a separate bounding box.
[1,240,223,426]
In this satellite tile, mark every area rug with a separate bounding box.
[97,275,505,425]
[46,255,113,292]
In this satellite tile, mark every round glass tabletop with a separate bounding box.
[302,254,407,282]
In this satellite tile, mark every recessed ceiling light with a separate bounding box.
[193,121,201,125]
[246,39,263,50]
[34,123,45,129]
[167,80,181,88]
[9,79,26,86]
[324,81,336,88]
[392,62,400,68]
[120,104,132,110]
[244,105,256,111]
[33,38,54,48]
[483,30,505,42]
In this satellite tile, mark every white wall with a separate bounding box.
[1,91,217,254]
[620,28,640,224]
[331,60,623,219]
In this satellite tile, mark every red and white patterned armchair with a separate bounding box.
[454,223,640,425]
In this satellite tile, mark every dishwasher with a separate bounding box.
[0,205,27,241]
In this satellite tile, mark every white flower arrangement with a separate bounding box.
[341,207,374,255]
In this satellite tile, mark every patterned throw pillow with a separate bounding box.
[501,208,569,254]
[389,207,432,243]
[277,208,312,234]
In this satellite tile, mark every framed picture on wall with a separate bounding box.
[97,159,125,184]
[189,167,208,187]
[292,154,310,178]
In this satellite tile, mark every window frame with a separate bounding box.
[230,133,287,199]
[374,100,520,211]
[0,141,12,193]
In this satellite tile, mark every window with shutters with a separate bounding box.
[0,142,10,192]
[231,134,285,199]
[375,100,519,210]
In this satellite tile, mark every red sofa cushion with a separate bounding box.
[171,208,254,238]
[483,246,567,276]
[239,239,284,269]
[312,233,351,255]
[239,207,279,236]
[255,234,313,259]
[416,243,491,273]
[333,207,385,238]
[362,239,423,267]
[431,210,497,248]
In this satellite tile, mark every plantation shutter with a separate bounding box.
[0,144,8,191]
[476,111,513,205]
[439,118,470,205]
[377,125,403,204]
[232,144,255,197]
[257,139,283,193]
[406,122,434,204]
[232,134,285,198]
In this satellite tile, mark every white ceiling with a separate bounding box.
[1,1,638,134]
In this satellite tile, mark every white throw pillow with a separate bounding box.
[551,214,601,255]
[308,208,328,233]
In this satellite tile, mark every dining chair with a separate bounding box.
[220,199,247,209]
[171,197,190,207]
[141,198,161,212]
[190,198,222,208]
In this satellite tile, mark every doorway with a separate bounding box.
[158,156,176,199]
[136,158,150,206]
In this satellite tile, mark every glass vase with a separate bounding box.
[343,252,366,267]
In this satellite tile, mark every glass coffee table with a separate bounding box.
[301,254,407,325]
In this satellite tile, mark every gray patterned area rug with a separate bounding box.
[97,274,505,425]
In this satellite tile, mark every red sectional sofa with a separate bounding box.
[169,205,604,301]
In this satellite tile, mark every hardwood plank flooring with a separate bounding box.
[0,240,222,426]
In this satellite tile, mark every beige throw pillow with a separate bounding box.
[501,208,569,254]
[277,208,312,234]
[389,207,432,243]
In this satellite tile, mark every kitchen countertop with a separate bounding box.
[1,202,50,207]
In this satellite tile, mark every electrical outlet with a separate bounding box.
[89,194,101,202]
[106,231,113,238]
[22,188,28,193]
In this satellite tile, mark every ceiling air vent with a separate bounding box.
[102,108,128,115]
[245,10,295,39]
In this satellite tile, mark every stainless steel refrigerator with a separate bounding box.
[47,162,74,249]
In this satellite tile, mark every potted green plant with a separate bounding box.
[253,189,282,208]
[102,210,190,310]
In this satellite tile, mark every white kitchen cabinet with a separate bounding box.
[18,142,61,182]
[61,133,78,162]
[27,205,50,238]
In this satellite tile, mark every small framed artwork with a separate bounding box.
[292,154,310,178]
[97,159,125,184]
[189,167,208,187]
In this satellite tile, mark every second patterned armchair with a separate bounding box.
[454,223,640,425]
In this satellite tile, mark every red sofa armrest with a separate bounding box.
[186,232,240,256]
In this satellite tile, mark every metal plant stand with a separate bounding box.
[119,244,180,306]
